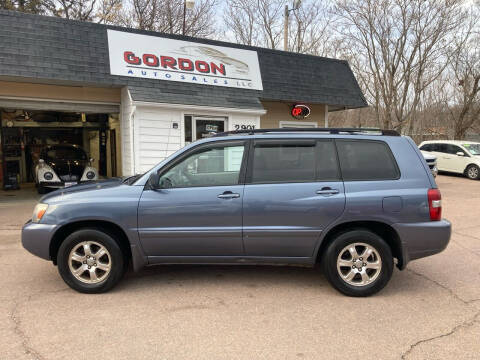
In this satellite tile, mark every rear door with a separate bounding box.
[242,139,345,257]
[436,143,456,171]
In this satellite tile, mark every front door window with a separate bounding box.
[159,143,245,188]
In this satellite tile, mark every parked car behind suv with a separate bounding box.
[421,151,438,177]
[22,128,451,297]
[419,140,480,180]
[34,144,98,194]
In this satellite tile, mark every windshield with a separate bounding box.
[463,143,480,155]
[43,146,87,161]
[122,173,144,185]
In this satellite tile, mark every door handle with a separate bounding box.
[218,191,240,199]
[316,188,339,196]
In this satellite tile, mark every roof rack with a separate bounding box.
[213,128,400,137]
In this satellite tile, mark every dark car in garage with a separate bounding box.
[34,144,98,193]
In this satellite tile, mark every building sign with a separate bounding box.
[291,104,311,119]
[107,30,263,90]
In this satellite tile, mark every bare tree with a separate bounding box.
[45,0,97,20]
[289,0,335,56]
[224,0,259,46]
[1,0,45,13]
[445,7,480,139]
[224,0,334,54]
[224,0,283,48]
[335,0,468,133]
[125,0,218,37]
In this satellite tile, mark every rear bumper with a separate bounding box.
[393,219,451,269]
[21,220,58,260]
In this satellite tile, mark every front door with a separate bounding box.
[447,144,470,173]
[242,139,346,257]
[138,140,247,257]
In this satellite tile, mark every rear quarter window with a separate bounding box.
[336,140,400,181]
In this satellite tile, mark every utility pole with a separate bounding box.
[284,1,302,52]
[284,5,289,51]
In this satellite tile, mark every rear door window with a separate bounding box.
[336,140,400,181]
[248,139,340,183]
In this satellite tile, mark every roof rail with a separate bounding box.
[213,128,400,137]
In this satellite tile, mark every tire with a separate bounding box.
[57,229,127,293]
[321,229,393,297]
[466,164,480,180]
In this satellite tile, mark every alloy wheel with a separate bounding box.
[467,166,479,179]
[68,241,112,284]
[336,242,382,287]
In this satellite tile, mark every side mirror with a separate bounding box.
[148,172,160,190]
[456,151,465,157]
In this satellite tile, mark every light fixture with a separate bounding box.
[185,0,195,10]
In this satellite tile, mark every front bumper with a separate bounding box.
[39,181,91,189]
[21,220,58,260]
[393,219,451,269]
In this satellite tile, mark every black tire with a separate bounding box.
[321,229,393,297]
[37,185,47,194]
[466,164,480,180]
[57,228,127,293]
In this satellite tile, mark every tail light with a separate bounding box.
[428,189,442,221]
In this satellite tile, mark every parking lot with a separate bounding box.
[1,176,479,360]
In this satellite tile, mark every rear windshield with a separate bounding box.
[336,140,400,181]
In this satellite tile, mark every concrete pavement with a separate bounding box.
[1,176,479,360]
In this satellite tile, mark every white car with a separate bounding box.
[419,140,480,180]
[421,151,438,177]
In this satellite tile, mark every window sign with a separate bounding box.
[291,104,311,119]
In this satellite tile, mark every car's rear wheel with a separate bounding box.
[57,229,127,293]
[322,229,393,297]
[466,164,479,180]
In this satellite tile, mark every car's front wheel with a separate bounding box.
[57,229,127,293]
[322,229,393,297]
[466,164,480,180]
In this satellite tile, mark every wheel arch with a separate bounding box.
[50,220,132,266]
[315,220,404,269]
[464,163,479,175]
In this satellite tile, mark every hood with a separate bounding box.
[47,159,87,180]
[421,151,436,160]
[40,177,124,202]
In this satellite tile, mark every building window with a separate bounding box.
[279,121,317,128]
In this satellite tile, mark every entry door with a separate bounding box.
[242,139,346,257]
[137,140,247,256]
[193,117,226,141]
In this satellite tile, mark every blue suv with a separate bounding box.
[22,128,451,296]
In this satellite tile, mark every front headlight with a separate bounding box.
[44,172,54,180]
[32,203,48,223]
